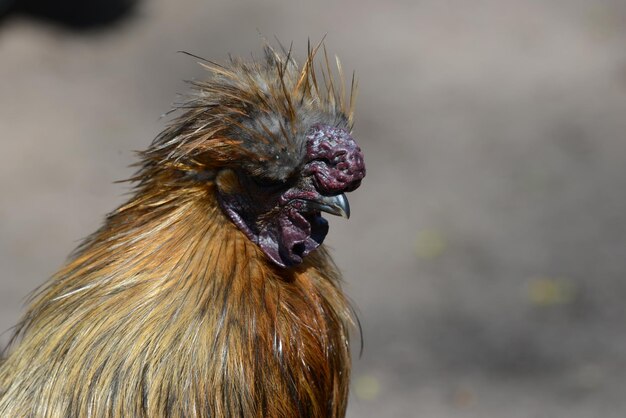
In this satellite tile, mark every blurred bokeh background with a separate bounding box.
[1,0,626,416]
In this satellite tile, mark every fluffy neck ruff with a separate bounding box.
[0,182,354,418]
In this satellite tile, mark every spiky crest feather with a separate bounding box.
[142,41,356,181]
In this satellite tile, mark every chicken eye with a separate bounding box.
[251,176,284,190]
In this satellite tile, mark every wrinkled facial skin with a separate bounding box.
[217,125,365,268]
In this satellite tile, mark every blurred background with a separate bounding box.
[1,0,626,416]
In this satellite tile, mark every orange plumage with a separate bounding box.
[0,42,365,417]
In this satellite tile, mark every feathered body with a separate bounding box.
[0,43,365,417]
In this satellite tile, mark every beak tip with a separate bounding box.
[336,193,350,219]
[299,193,352,219]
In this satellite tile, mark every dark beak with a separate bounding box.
[302,193,351,219]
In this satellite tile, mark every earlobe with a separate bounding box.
[215,169,243,195]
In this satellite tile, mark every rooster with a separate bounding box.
[0,42,365,417]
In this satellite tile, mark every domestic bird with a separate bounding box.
[0,42,365,417]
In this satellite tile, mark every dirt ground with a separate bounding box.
[1,1,626,416]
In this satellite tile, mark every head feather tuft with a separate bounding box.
[141,41,357,182]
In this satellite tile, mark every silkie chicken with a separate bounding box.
[0,42,365,418]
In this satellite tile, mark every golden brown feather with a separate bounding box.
[0,42,364,417]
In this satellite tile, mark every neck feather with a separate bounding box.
[1,183,354,417]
